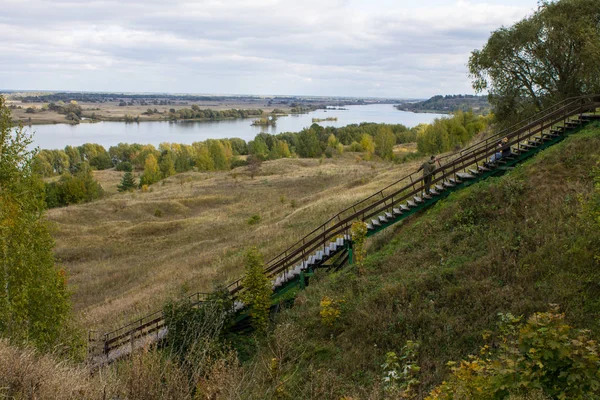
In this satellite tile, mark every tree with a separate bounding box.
[296,130,322,158]
[374,126,396,161]
[0,96,71,350]
[117,171,137,192]
[469,0,600,125]
[139,154,161,186]
[194,143,214,171]
[360,134,375,160]
[159,152,176,178]
[240,247,272,334]
[208,140,228,170]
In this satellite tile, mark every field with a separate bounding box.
[6,99,295,125]
[48,148,423,334]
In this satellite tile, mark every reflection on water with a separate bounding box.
[26,104,445,149]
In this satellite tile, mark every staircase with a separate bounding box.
[89,94,600,366]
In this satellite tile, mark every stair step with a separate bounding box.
[392,208,403,216]
[385,212,393,219]
[443,181,455,188]
[456,172,475,180]
[468,168,479,175]
[414,196,423,203]
[371,219,381,226]
[367,223,374,230]
[520,143,537,149]
[378,215,388,223]
[423,192,434,199]
[407,200,417,208]
[435,184,444,191]
[542,132,560,138]
[478,165,492,172]
[400,204,410,212]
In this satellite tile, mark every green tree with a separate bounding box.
[208,140,228,170]
[374,126,396,161]
[159,152,176,178]
[140,154,162,186]
[249,136,269,160]
[117,171,137,192]
[240,247,272,334]
[469,0,600,125]
[297,130,322,158]
[0,96,71,350]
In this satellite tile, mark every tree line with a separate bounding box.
[35,115,489,207]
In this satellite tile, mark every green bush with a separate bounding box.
[44,163,104,208]
[247,215,261,225]
[427,308,600,399]
[115,161,133,172]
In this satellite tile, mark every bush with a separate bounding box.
[427,308,600,400]
[247,215,261,225]
[44,163,104,208]
[230,157,248,169]
[115,161,133,172]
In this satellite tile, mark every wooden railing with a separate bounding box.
[93,94,600,358]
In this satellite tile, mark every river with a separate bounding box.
[24,104,445,150]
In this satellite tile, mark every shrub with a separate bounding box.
[247,214,261,225]
[44,163,104,208]
[427,308,600,400]
[115,161,133,172]
[319,296,343,327]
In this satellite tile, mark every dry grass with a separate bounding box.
[0,340,114,399]
[47,154,425,334]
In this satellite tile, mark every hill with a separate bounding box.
[4,124,599,399]
[232,123,600,398]
[397,95,490,115]
[47,147,421,333]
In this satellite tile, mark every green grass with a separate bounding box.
[237,125,600,399]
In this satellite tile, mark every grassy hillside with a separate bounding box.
[234,124,600,399]
[48,148,422,332]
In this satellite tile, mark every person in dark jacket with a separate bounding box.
[490,137,512,163]
[417,155,437,195]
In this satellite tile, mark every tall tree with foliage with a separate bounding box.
[469,0,600,125]
[374,126,396,161]
[0,96,71,350]
[140,153,162,186]
[240,247,272,334]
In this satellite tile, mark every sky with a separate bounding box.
[0,0,540,98]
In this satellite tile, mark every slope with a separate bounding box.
[238,123,600,399]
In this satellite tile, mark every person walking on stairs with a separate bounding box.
[418,155,437,196]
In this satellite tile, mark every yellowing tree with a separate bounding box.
[360,134,375,160]
[140,153,161,186]
[0,96,71,350]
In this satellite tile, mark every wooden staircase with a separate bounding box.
[89,95,600,367]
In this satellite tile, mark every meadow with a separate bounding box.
[48,147,422,334]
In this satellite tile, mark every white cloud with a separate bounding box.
[0,0,539,97]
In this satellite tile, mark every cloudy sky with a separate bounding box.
[0,0,539,98]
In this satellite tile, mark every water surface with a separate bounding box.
[26,104,445,149]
